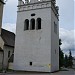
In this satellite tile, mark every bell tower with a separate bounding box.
[14,0,59,72]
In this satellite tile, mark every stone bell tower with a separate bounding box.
[14,0,59,72]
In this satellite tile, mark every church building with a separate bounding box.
[14,0,59,72]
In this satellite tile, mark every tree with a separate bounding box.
[59,39,62,45]
[64,55,68,67]
[68,50,73,68]
[59,39,64,68]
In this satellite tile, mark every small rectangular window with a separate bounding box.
[54,22,57,34]
[31,13,35,16]
[30,62,32,66]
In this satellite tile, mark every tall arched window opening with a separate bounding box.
[30,18,35,30]
[24,19,29,30]
[36,18,41,30]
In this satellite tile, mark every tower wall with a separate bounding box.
[51,7,59,72]
[14,8,52,72]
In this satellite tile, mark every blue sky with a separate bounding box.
[2,0,75,56]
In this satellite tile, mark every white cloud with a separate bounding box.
[59,28,75,56]
[56,0,74,30]
[59,28,75,51]
[5,0,17,4]
[2,23,16,33]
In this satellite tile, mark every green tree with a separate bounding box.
[68,50,73,68]
[59,39,64,68]
[64,55,69,67]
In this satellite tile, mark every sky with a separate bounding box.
[2,0,75,56]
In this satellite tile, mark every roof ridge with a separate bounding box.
[1,28,15,35]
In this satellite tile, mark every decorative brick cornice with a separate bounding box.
[18,1,51,12]
[17,0,59,19]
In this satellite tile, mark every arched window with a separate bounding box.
[24,19,29,30]
[36,18,41,30]
[30,18,35,30]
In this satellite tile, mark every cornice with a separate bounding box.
[17,0,59,19]
[18,1,51,12]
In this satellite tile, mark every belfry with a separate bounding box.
[14,0,59,72]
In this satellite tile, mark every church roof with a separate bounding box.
[1,29,15,47]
